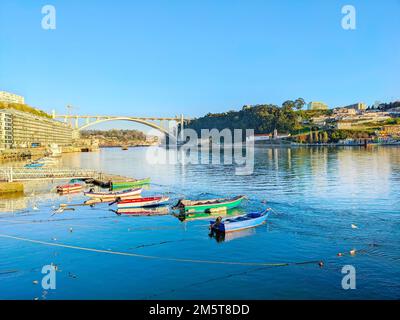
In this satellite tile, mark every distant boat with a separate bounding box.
[84,188,142,201]
[173,195,245,213]
[110,178,151,190]
[209,209,270,233]
[24,163,44,169]
[37,157,58,165]
[121,146,129,151]
[117,196,169,209]
[49,143,62,157]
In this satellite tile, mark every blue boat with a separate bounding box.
[24,163,44,169]
[209,209,270,233]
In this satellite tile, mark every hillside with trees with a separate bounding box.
[0,102,52,118]
[80,129,154,147]
[187,98,306,134]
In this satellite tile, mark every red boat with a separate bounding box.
[117,196,169,209]
[57,183,83,194]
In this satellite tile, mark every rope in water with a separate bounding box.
[0,233,320,267]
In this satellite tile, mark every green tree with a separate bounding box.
[294,98,306,111]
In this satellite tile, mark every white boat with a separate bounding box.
[84,188,142,201]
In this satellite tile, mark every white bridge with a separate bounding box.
[52,112,190,140]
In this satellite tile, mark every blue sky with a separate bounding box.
[0,0,399,129]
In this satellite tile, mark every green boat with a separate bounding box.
[173,195,245,213]
[111,178,151,190]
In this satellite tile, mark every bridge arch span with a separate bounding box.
[78,117,173,137]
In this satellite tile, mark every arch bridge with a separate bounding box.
[52,112,190,140]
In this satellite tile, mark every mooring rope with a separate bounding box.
[0,233,318,267]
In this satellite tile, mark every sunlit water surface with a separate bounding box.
[0,146,399,299]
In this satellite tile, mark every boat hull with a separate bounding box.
[117,196,169,209]
[24,163,44,169]
[84,188,142,201]
[182,196,245,213]
[210,210,269,233]
[111,178,150,190]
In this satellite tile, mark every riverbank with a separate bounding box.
[0,145,99,163]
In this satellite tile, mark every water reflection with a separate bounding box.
[174,207,245,222]
[209,227,256,243]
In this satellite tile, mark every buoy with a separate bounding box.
[351,224,358,229]
[318,261,324,268]
[350,249,356,256]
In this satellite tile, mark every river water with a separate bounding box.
[0,146,399,299]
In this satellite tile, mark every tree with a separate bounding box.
[294,98,306,111]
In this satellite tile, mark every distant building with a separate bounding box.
[333,108,357,116]
[342,102,367,111]
[307,102,328,111]
[0,91,25,104]
[0,109,73,149]
[382,125,400,137]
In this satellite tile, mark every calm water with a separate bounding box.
[0,146,399,299]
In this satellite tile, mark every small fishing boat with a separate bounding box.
[24,162,44,169]
[173,195,245,213]
[110,178,151,190]
[117,196,169,209]
[84,188,142,201]
[209,209,270,233]
[115,207,170,216]
[38,157,58,164]
[57,183,83,194]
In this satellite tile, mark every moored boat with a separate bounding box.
[173,195,245,213]
[111,178,151,190]
[24,162,44,169]
[209,209,270,233]
[84,188,142,201]
[117,196,169,209]
[57,183,83,194]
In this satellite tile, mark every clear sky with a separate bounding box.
[0,0,399,126]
